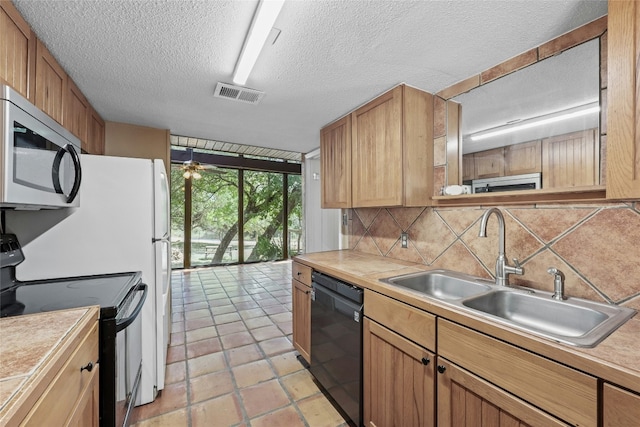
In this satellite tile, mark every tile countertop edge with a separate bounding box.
[0,306,99,425]
[293,250,640,395]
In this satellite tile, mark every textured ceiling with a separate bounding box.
[13,0,607,155]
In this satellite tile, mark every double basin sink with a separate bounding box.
[380,269,636,348]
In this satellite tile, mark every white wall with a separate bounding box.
[304,154,341,253]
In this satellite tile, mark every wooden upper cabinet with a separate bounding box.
[65,78,89,145]
[474,147,505,179]
[0,1,35,101]
[87,107,105,155]
[542,129,598,189]
[462,153,476,182]
[351,85,433,207]
[505,140,541,176]
[35,39,66,125]
[606,0,640,199]
[320,115,352,208]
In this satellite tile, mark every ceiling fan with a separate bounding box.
[181,148,226,179]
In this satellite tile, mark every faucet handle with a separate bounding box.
[512,258,522,268]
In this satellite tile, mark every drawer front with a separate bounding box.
[364,289,436,351]
[438,319,597,427]
[22,321,99,426]
[292,262,312,287]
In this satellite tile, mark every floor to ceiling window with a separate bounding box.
[170,147,302,269]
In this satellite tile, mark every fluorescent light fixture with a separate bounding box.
[233,0,285,86]
[470,103,600,142]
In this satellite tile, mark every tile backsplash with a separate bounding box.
[343,203,640,309]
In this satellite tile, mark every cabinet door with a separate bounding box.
[0,1,35,100]
[321,115,352,208]
[606,0,640,199]
[474,147,505,179]
[87,107,105,155]
[292,279,311,363]
[436,358,569,427]
[66,364,99,427]
[462,154,476,182]
[66,78,89,146]
[35,39,66,124]
[603,383,640,427]
[363,318,435,427]
[504,140,541,176]
[542,129,598,189]
[352,85,403,207]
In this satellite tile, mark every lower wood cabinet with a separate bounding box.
[292,278,311,363]
[66,363,100,427]
[436,357,568,427]
[602,383,640,427]
[363,317,435,427]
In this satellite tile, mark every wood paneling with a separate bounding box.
[292,279,311,363]
[437,358,569,427]
[364,289,436,351]
[351,86,403,207]
[542,129,598,189]
[603,383,640,427]
[606,0,640,199]
[320,115,352,208]
[364,318,435,427]
[0,1,35,101]
[438,319,597,427]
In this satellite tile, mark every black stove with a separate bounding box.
[0,234,146,427]
[1,272,142,319]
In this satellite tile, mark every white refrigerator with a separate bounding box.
[6,154,171,405]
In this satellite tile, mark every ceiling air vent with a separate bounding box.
[214,82,265,105]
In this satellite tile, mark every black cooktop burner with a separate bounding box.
[0,272,142,319]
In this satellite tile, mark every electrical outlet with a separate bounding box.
[401,232,408,248]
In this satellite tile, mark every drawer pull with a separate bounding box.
[421,357,430,365]
[80,362,94,373]
[297,271,302,276]
[437,365,446,374]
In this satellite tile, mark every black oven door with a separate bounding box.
[114,283,147,427]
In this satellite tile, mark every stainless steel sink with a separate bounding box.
[380,269,636,348]
[461,290,637,346]
[381,269,492,300]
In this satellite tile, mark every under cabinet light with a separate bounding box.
[470,103,600,142]
[233,0,285,86]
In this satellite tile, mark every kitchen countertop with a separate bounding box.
[0,307,98,424]
[294,250,640,395]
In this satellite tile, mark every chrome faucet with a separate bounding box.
[478,208,524,286]
[548,267,566,300]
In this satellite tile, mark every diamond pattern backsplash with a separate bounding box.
[343,203,640,306]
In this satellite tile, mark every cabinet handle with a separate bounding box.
[421,357,430,365]
[437,365,446,374]
[297,271,302,276]
[80,362,94,373]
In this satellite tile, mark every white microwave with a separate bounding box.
[1,85,81,210]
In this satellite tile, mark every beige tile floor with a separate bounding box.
[131,261,350,427]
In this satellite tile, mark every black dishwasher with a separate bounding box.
[310,272,363,427]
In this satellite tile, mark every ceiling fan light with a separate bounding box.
[183,171,191,179]
[233,0,285,86]
[192,171,202,180]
